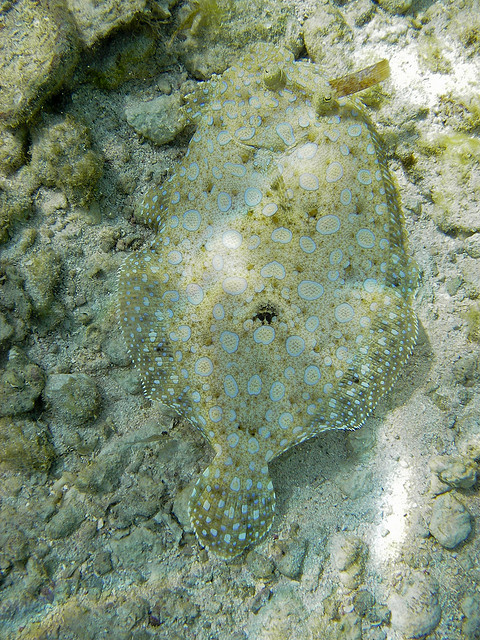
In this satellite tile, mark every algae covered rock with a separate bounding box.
[0,347,45,417]
[0,261,32,339]
[125,92,187,145]
[43,372,100,427]
[0,416,55,473]
[30,116,104,206]
[0,0,79,127]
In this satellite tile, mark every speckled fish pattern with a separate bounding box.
[118,42,418,558]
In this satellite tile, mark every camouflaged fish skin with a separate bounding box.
[118,43,418,558]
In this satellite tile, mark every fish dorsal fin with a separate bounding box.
[330,59,390,98]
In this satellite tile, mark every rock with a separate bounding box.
[337,467,373,499]
[250,586,273,614]
[92,550,113,576]
[425,133,480,235]
[273,538,308,580]
[331,534,368,589]
[175,0,299,79]
[125,93,187,146]
[43,372,100,427]
[452,354,479,387]
[109,473,163,528]
[353,589,375,618]
[65,0,150,48]
[46,500,86,539]
[21,248,61,316]
[338,612,362,640]
[148,587,200,626]
[0,416,55,472]
[429,493,472,549]
[303,2,354,75]
[30,116,104,206]
[377,0,412,14]
[461,594,480,638]
[465,233,480,258]
[0,127,26,175]
[87,27,158,91]
[0,0,79,127]
[0,510,30,570]
[172,483,194,532]
[246,585,307,638]
[75,447,129,495]
[0,311,14,346]
[388,571,441,638]
[428,454,477,490]
[0,347,45,417]
[246,550,275,580]
[455,397,480,460]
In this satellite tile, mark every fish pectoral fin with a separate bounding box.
[189,458,275,559]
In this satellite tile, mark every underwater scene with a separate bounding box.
[0,0,479,638]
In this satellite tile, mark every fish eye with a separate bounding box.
[263,66,286,91]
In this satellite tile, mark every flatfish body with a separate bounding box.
[118,43,418,558]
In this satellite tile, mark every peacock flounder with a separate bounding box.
[118,43,418,558]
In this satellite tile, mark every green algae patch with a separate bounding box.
[417,32,452,74]
[30,116,104,206]
[0,417,55,473]
[465,304,480,342]
[437,92,480,133]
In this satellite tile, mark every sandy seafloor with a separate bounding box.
[1,0,480,638]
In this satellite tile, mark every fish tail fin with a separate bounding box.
[189,458,275,559]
